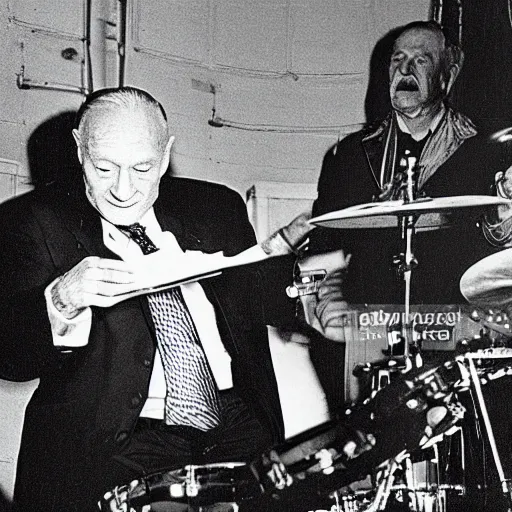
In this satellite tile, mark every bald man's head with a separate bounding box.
[75,87,170,153]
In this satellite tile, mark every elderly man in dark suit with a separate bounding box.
[0,87,345,512]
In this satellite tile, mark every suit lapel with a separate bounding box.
[154,198,205,252]
[59,190,116,259]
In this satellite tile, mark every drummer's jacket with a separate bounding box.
[310,105,508,305]
[0,175,296,511]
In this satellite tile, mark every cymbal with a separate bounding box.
[460,248,512,315]
[310,195,512,230]
[490,126,512,143]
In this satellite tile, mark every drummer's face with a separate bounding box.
[389,27,446,118]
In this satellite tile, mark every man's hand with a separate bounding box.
[260,212,313,256]
[482,167,512,247]
[496,166,512,220]
[309,270,352,342]
[51,256,137,319]
[296,250,352,342]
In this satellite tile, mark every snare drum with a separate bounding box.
[99,462,262,512]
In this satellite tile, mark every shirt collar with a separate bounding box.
[101,208,161,249]
[396,105,445,141]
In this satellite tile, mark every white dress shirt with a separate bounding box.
[45,208,233,419]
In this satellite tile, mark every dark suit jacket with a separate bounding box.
[0,176,296,511]
[310,114,507,305]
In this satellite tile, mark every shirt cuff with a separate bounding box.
[45,279,92,348]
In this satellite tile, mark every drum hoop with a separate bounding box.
[187,462,246,470]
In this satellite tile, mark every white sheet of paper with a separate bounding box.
[116,245,270,299]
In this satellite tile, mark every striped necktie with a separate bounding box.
[119,223,221,430]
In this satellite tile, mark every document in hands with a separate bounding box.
[112,211,314,300]
[115,245,270,300]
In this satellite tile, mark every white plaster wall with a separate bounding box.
[0,0,430,502]
[126,0,431,196]
[0,381,37,504]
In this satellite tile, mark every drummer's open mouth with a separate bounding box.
[396,79,419,91]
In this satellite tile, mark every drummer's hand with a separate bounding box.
[495,166,512,220]
[310,269,352,342]
[100,479,139,512]
[343,430,376,459]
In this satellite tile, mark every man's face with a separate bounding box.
[75,110,172,226]
[389,27,446,118]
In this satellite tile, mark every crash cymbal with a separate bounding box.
[310,196,512,229]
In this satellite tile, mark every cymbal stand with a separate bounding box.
[370,158,419,391]
[399,156,421,367]
[401,214,415,362]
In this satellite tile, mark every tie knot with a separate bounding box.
[119,222,145,236]
[117,222,159,255]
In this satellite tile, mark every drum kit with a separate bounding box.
[100,187,512,512]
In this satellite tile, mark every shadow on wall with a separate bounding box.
[364,26,403,124]
[26,110,82,191]
[0,487,11,512]
[0,111,82,510]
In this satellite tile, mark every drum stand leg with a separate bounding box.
[365,456,405,511]
[402,215,414,360]
[432,444,448,512]
[466,356,512,508]
[404,456,420,512]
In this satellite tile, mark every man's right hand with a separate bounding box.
[51,256,138,319]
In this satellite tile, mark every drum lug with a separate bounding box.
[186,465,200,497]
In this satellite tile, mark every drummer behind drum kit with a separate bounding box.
[99,165,512,512]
